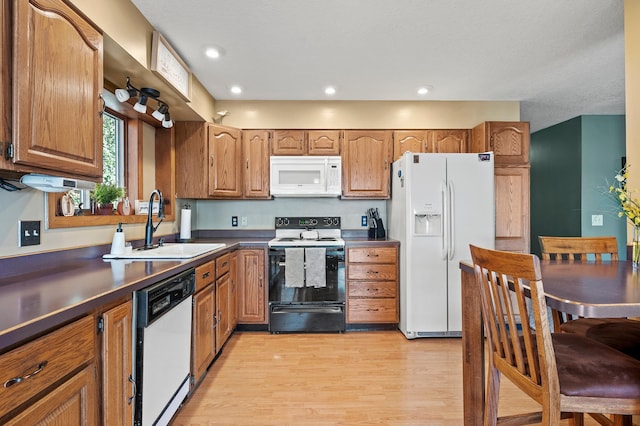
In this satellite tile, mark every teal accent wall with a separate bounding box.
[530,115,626,258]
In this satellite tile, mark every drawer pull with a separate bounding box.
[368,271,379,274]
[202,271,211,279]
[4,361,48,388]
[221,261,228,267]
[367,308,380,312]
[367,253,380,257]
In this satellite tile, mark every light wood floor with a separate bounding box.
[172,331,617,425]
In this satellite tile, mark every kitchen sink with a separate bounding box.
[103,243,226,260]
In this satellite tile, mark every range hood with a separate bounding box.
[20,174,96,192]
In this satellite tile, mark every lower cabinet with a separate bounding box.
[236,248,267,323]
[192,261,216,386]
[0,316,97,425]
[215,252,235,352]
[101,301,134,426]
[4,364,97,426]
[346,245,399,324]
[191,252,238,387]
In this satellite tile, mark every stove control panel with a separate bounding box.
[274,216,341,229]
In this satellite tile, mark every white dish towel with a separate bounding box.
[285,248,305,288]
[305,248,326,288]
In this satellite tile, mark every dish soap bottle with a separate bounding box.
[110,222,125,255]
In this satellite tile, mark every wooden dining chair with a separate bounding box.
[470,244,640,426]
[538,236,619,262]
[539,235,640,361]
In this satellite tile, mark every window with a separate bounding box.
[102,111,125,187]
[73,111,125,210]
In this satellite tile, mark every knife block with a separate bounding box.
[368,218,386,239]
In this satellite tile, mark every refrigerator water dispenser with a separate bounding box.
[414,212,442,236]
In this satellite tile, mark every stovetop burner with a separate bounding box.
[269,216,344,248]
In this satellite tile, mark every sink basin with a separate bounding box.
[103,243,226,260]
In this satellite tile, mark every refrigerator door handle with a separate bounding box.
[441,180,448,260]
[448,180,455,260]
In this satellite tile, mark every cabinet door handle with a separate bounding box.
[202,271,210,279]
[4,361,48,388]
[127,375,136,405]
[213,313,219,328]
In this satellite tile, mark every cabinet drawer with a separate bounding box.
[348,264,397,281]
[195,260,215,292]
[348,281,397,298]
[348,247,397,263]
[216,253,231,278]
[0,316,95,418]
[347,298,398,323]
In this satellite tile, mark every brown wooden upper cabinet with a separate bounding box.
[393,130,430,161]
[470,121,530,165]
[271,130,341,155]
[175,122,243,199]
[432,129,469,153]
[0,0,103,179]
[392,129,469,161]
[342,130,392,199]
[242,130,270,199]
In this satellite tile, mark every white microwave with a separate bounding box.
[270,156,342,197]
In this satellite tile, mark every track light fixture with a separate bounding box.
[115,77,173,128]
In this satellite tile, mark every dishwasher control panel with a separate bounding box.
[136,268,195,327]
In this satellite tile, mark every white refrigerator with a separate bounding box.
[388,152,495,338]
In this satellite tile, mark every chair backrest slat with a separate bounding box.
[538,236,618,262]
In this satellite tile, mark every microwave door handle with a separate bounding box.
[324,157,328,193]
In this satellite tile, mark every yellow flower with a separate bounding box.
[609,165,640,227]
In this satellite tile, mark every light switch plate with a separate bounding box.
[591,214,604,227]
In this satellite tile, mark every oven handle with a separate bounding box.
[271,306,344,314]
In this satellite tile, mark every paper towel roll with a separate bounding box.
[180,208,192,240]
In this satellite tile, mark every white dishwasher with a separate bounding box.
[134,268,195,426]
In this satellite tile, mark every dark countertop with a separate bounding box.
[0,234,397,352]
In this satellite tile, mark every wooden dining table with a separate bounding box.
[460,259,640,426]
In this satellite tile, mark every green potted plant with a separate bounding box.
[90,183,125,215]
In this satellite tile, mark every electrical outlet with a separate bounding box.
[231,216,238,227]
[19,220,41,246]
[241,216,248,226]
[361,215,368,227]
[591,214,604,227]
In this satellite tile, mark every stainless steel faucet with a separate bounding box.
[144,189,165,249]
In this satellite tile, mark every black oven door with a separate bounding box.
[268,247,345,333]
[268,247,345,304]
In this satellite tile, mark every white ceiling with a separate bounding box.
[130,0,625,133]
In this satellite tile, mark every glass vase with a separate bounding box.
[633,226,640,270]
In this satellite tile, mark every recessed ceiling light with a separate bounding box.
[204,46,225,59]
[324,86,336,96]
[230,85,243,95]
[417,86,433,95]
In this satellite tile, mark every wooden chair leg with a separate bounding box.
[484,364,500,426]
[568,413,585,426]
[612,414,633,426]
